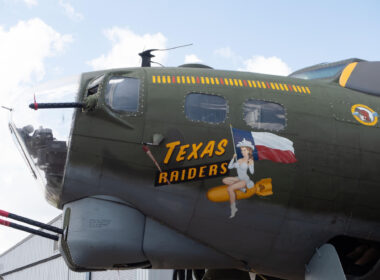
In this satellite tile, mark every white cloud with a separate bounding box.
[214,47,235,59]
[0,18,73,102]
[88,27,167,70]
[214,47,291,76]
[8,0,38,7]
[24,0,37,6]
[58,0,84,21]
[184,54,202,63]
[241,56,291,76]
[0,19,72,253]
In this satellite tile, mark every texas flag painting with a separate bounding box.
[231,127,297,163]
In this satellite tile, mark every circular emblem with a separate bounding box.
[351,104,378,126]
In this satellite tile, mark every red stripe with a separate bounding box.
[243,80,247,87]
[0,218,10,226]
[172,76,176,83]
[196,77,200,84]
[266,82,270,89]
[33,94,38,110]
[256,145,297,163]
[220,78,224,85]
[0,210,9,217]
[288,84,293,91]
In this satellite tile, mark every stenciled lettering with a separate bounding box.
[155,161,230,186]
[187,143,203,160]
[164,139,228,164]
[200,141,215,158]
[164,141,180,164]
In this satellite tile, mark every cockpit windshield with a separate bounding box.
[290,63,348,80]
[8,75,80,206]
[289,58,365,80]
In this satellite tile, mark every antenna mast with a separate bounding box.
[138,43,193,67]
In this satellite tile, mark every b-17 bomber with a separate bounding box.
[3,52,380,280]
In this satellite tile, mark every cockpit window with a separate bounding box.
[243,100,285,131]
[290,64,347,80]
[87,74,105,96]
[105,77,140,112]
[185,93,228,124]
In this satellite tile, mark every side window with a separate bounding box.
[185,93,228,124]
[105,77,140,112]
[243,99,286,130]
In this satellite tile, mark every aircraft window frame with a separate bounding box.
[242,99,286,131]
[184,92,229,124]
[290,63,347,80]
[103,74,143,116]
[86,74,105,96]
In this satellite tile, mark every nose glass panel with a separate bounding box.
[9,75,80,206]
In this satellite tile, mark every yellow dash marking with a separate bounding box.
[191,76,195,84]
[284,84,288,91]
[292,85,297,92]
[252,81,257,87]
[238,79,243,87]
[248,80,252,87]
[270,82,275,89]
[275,83,280,90]
[262,82,266,88]
[211,77,215,84]
[177,76,181,83]
[215,78,219,85]
[257,81,261,88]
[162,76,167,84]
[234,79,238,86]
[279,83,284,91]
[167,76,171,83]
[224,78,229,85]
[297,86,302,92]
[206,77,210,84]
[152,76,156,83]
[186,76,190,84]
[157,76,161,83]
[306,87,311,94]
[229,78,233,86]
[301,86,306,93]
[182,76,185,84]
[200,77,204,84]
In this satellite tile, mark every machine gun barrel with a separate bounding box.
[29,102,84,110]
[0,218,59,241]
[0,209,63,234]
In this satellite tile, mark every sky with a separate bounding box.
[0,0,379,254]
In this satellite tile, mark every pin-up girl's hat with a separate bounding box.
[236,138,255,150]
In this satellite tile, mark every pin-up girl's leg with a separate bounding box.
[227,180,246,218]
[227,181,246,204]
[222,177,240,185]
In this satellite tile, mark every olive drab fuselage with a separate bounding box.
[51,64,380,279]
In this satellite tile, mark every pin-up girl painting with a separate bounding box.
[222,138,255,218]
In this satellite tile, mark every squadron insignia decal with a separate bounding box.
[351,104,378,126]
[207,127,297,218]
